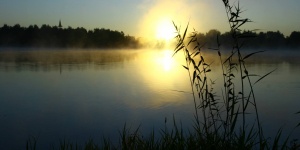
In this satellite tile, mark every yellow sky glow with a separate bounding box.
[155,19,176,41]
[138,0,203,43]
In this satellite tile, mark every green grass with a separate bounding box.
[25,0,300,149]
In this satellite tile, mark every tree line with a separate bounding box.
[195,29,300,50]
[0,24,141,48]
[0,24,299,50]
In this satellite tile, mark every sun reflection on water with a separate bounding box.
[132,49,192,107]
[155,49,174,71]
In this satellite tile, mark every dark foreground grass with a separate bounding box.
[26,0,300,149]
[26,121,300,150]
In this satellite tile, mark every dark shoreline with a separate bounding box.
[1,24,300,50]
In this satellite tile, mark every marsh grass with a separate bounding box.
[170,0,299,149]
[24,0,300,149]
[25,121,299,150]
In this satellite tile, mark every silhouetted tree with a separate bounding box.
[191,29,299,50]
[287,31,300,48]
[0,24,299,50]
[0,24,140,49]
[264,31,285,49]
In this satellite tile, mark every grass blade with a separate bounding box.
[182,22,189,41]
[243,51,264,60]
[254,69,277,84]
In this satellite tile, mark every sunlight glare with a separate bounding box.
[161,50,173,71]
[157,49,174,71]
[138,0,202,45]
[156,19,176,41]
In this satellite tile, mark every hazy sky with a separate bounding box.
[0,0,299,38]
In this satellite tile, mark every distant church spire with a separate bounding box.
[58,20,62,28]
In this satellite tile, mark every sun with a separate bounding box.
[155,19,176,41]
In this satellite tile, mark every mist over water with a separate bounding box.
[0,49,299,149]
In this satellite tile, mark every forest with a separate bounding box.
[195,29,300,50]
[0,24,141,49]
[0,24,299,49]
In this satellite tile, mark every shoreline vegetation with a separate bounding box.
[0,24,300,50]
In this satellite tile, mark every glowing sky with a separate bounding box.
[0,0,299,37]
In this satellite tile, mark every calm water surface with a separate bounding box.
[0,49,299,149]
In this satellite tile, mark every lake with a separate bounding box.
[0,49,299,149]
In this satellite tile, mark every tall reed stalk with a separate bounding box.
[172,0,276,148]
